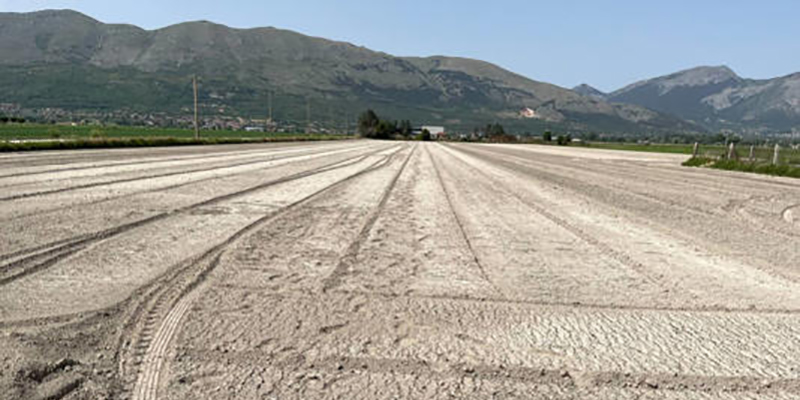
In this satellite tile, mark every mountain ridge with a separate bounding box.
[607,66,800,132]
[572,84,608,100]
[0,9,703,135]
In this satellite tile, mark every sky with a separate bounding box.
[1,0,798,92]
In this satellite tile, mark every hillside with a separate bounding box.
[608,66,800,132]
[0,9,703,134]
[572,84,608,101]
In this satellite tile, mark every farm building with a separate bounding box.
[422,126,446,140]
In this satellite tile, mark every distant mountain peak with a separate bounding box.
[572,84,607,100]
[609,65,800,132]
[664,65,740,86]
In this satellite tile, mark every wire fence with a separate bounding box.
[694,143,800,166]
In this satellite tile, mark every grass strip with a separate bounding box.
[683,157,800,179]
[0,136,354,152]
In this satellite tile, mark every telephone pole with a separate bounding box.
[268,91,273,123]
[193,75,199,139]
[306,98,311,134]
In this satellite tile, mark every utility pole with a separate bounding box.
[268,91,273,124]
[306,98,311,134]
[193,75,199,139]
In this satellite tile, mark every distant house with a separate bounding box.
[520,107,537,119]
[244,126,265,133]
[422,126,446,140]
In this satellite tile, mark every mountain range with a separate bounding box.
[0,9,705,135]
[574,66,800,133]
[1,10,797,135]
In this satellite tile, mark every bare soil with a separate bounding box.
[1,141,799,399]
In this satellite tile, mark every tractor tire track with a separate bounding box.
[321,144,417,292]
[427,145,506,299]
[0,145,397,287]
[0,143,315,181]
[447,144,800,285]
[0,144,379,260]
[0,143,376,223]
[438,144,660,286]
[129,145,407,400]
[0,143,371,202]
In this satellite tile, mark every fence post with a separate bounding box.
[749,145,755,162]
[728,142,738,161]
[692,142,699,158]
[773,144,781,165]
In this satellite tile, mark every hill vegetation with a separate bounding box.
[0,9,704,136]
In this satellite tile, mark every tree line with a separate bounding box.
[0,116,27,124]
[357,109,431,140]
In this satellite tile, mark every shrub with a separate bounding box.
[421,129,431,142]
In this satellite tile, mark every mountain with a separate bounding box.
[572,84,607,100]
[608,66,800,132]
[0,10,702,135]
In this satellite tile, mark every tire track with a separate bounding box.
[782,203,800,224]
[0,143,314,181]
[478,143,800,190]
[351,290,800,316]
[129,145,407,400]
[448,145,800,280]
[0,144,377,259]
[465,144,800,235]
[0,143,371,202]
[0,143,376,223]
[456,144,722,219]
[427,144,506,299]
[0,145,396,287]
[320,144,417,292]
[437,144,660,286]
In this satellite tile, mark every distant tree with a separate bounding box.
[711,133,726,145]
[556,134,572,146]
[357,109,380,138]
[543,130,552,142]
[486,123,506,137]
[421,129,432,142]
[399,120,413,137]
[375,119,398,139]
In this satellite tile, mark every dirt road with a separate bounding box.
[1,141,799,399]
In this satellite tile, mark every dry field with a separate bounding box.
[1,141,799,399]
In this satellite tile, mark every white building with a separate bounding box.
[422,126,446,139]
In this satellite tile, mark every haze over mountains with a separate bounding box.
[0,9,706,135]
[575,67,800,133]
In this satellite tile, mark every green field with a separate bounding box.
[0,124,354,152]
[574,141,800,165]
[574,142,698,155]
[0,123,349,140]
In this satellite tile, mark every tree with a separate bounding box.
[375,119,398,139]
[486,123,506,137]
[543,130,552,142]
[556,134,572,146]
[357,109,380,138]
[399,120,413,137]
[421,129,432,142]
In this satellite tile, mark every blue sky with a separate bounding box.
[1,0,798,92]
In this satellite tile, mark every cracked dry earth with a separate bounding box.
[1,141,800,400]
